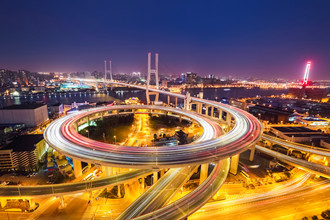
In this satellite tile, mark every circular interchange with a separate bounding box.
[44,103,262,169]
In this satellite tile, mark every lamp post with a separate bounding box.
[114,136,116,144]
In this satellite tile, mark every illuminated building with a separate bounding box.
[0,134,46,171]
[186,72,197,85]
[0,104,49,127]
[303,61,311,86]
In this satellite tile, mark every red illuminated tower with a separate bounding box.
[302,61,311,86]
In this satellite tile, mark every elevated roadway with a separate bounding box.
[117,166,197,220]
[262,133,330,157]
[0,169,152,197]
[133,159,230,220]
[28,80,261,219]
[45,105,262,169]
[256,145,330,178]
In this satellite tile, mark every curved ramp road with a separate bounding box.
[256,145,330,178]
[0,169,152,197]
[44,105,262,169]
[262,134,330,157]
[133,159,230,220]
[117,166,197,220]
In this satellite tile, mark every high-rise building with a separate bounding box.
[186,72,197,85]
[0,135,46,171]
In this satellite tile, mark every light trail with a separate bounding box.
[45,105,262,169]
[42,80,262,219]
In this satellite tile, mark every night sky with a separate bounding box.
[1,0,330,79]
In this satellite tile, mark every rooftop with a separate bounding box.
[272,126,320,133]
[2,134,44,152]
[250,105,293,115]
[1,103,45,110]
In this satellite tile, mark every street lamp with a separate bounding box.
[114,136,116,144]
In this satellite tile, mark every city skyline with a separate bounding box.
[1,1,330,79]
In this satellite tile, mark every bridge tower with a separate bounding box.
[104,60,113,81]
[146,52,159,104]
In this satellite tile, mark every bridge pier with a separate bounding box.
[205,106,209,116]
[140,177,145,189]
[226,113,231,125]
[200,163,208,184]
[211,106,214,117]
[153,171,158,184]
[230,154,240,175]
[218,109,223,120]
[249,145,256,161]
[59,196,66,209]
[167,95,170,105]
[117,185,122,198]
[89,190,94,205]
[73,159,82,178]
[196,103,202,114]
[105,166,113,176]
[160,169,165,177]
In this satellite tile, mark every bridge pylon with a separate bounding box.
[146,52,159,104]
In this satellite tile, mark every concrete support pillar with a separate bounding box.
[197,104,202,114]
[89,190,94,204]
[205,106,209,116]
[211,107,214,117]
[105,166,113,176]
[59,196,66,209]
[226,113,231,124]
[140,177,145,189]
[230,154,240,175]
[200,164,209,184]
[249,145,256,161]
[179,115,182,123]
[175,97,178,107]
[153,171,158,184]
[218,109,223,120]
[160,169,165,177]
[73,159,82,178]
[155,93,159,102]
[117,185,122,198]
[167,95,170,105]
